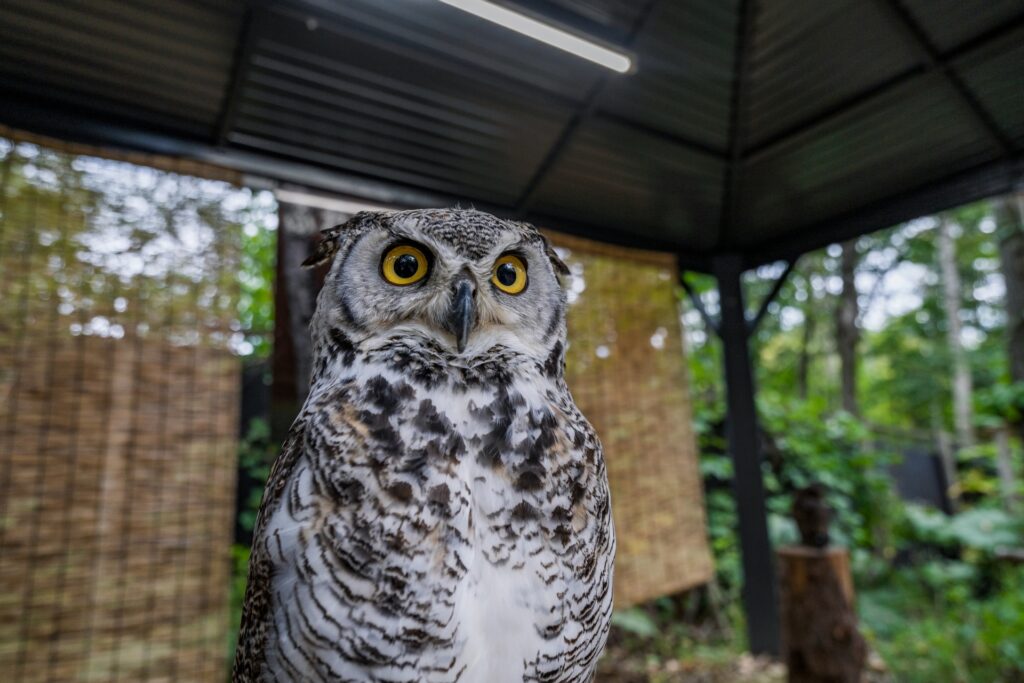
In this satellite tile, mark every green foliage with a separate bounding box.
[236,198,278,358]
[674,196,1024,680]
[901,503,1021,553]
[228,417,276,666]
[691,392,904,604]
[607,594,747,671]
[977,380,1024,427]
[860,563,1024,683]
[612,608,661,639]
[236,417,275,534]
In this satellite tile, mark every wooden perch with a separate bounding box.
[778,545,867,683]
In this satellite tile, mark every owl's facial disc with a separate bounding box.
[320,210,566,360]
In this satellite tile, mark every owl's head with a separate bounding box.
[306,209,569,362]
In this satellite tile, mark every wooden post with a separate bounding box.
[778,546,866,683]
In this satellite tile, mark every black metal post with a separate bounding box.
[713,253,780,656]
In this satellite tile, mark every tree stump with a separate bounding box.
[778,546,867,683]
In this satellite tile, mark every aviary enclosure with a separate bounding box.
[0,132,712,681]
[2,0,1024,679]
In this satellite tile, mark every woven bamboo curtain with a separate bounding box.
[0,130,241,682]
[548,231,714,608]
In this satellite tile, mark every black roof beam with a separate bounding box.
[679,256,798,339]
[874,0,1015,157]
[0,87,726,269]
[594,111,728,160]
[717,0,759,246]
[264,0,722,166]
[513,0,663,213]
[744,155,1024,267]
[215,6,259,147]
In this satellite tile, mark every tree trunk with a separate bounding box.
[273,201,345,435]
[994,192,1024,443]
[835,241,859,415]
[931,402,960,510]
[937,218,976,451]
[996,428,1019,512]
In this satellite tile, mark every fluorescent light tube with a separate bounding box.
[437,0,633,73]
[275,189,391,214]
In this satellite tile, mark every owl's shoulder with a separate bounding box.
[233,380,366,681]
[232,414,309,682]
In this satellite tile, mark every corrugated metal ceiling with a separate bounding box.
[0,0,242,137]
[0,0,1021,268]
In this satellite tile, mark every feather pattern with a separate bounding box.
[233,210,614,683]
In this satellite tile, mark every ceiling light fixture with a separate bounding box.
[274,189,392,214]
[437,0,634,73]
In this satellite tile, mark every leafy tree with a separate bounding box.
[676,192,1023,681]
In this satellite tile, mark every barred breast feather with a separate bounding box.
[233,332,615,683]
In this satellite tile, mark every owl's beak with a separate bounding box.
[447,278,476,353]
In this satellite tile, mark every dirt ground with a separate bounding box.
[597,648,785,683]
[597,645,891,683]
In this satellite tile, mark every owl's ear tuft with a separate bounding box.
[301,211,383,268]
[539,233,570,277]
[301,225,345,268]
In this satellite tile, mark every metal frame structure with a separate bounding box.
[2,1,1022,268]
[681,257,797,654]
[3,0,1024,657]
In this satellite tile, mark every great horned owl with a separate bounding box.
[233,209,615,683]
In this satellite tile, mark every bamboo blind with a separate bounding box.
[549,231,714,608]
[0,133,241,682]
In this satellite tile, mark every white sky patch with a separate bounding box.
[649,327,667,349]
[975,274,1006,303]
[961,327,984,349]
[564,259,586,305]
[860,261,929,331]
[779,306,805,328]
[5,140,280,356]
[682,309,708,347]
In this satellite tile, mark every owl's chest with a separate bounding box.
[265,372,596,681]
[338,370,582,525]
[366,375,579,566]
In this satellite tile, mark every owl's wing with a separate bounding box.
[231,417,308,683]
[557,391,617,682]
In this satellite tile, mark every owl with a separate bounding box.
[232,209,615,683]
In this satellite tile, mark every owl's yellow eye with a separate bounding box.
[381,244,429,285]
[491,254,528,294]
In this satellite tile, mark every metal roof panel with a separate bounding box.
[903,0,1024,51]
[954,26,1024,146]
[0,0,242,134]
[738,74,1001,244]
[530,118,725,249]
[229,7,578,204]
[600,0,739,151]
[1,0,1021,262]
[744,0,920,148]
